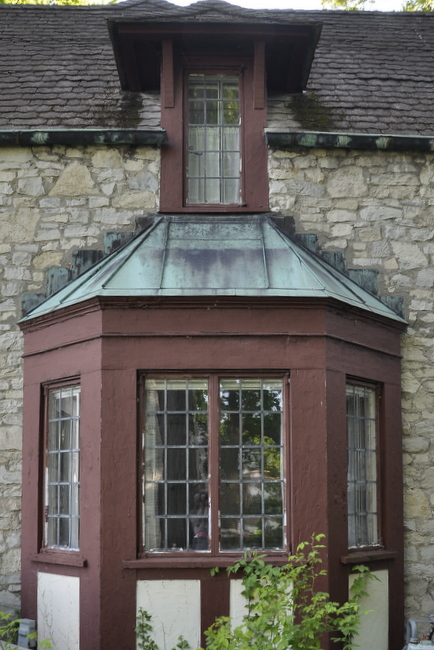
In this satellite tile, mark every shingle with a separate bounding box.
[1,0,434,134]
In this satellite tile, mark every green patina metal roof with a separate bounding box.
[21,215,405,323]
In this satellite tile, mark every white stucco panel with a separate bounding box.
[229,579,247,629]
[37,572,80,650]
[136,580,201,650]
[349,568,388,650]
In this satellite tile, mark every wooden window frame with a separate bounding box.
[138,372,289,559]
[160,44,269,213]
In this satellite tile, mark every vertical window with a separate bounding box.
[45,385,80,550]
[141,376,284,554]
[346,383,378,548]
[187,74,241,205]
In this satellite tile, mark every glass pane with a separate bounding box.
[223,128,239,151]
[189,448,208,481]
[243,484,262,514]
[187,178,204,204]
[47,518,57,547]
[166,383,186,410]
[220,518,241,550]
[220,447,240,479]
[48,422,58,451]
[242,383,261,410]
[70,517,79,550]
[223,152,239,178]
[205,127,219,150]
[205,178,220,204]
[189,413,208,444]
[167,449,186,480]
[263,382,283,410]
[263,413,281,445]
[188,152,203,178]
[264,447,281,479]
[188,381,208,410]
[220,483,240,516]
[242,448,261,473]
[242,413,262,445]
[60,452,70,482]
[220,412,240,444]
[190,488,209,550]
[220,381,240,410]
[60,420,71,450]
[59,485,70,515]
[167,414,187,446]
[167,518,187,550]
[60,392,72,419]
[222,179,240,204]
[48,486,58,515]
[264,517,284,548]
[205,152,220,177]
[48,391,60,420]
[59,518,70,547]
[264,483,283,514]
[48,453,58,483]
[167,484,187,515]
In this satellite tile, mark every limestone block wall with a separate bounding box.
[0,144,160,611]
[1,142,433,624]
[269,147,434,621]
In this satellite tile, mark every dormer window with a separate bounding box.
[107,21,322,213]
[187,73,241,206]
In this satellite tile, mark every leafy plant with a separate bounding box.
[136,535,374,650]
[0,611,19,647]
[205,535,373,650]
[0,611,52,650]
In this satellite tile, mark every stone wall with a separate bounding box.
[1,142,434,622]
[269,146,434,619]
[0,145,160,611]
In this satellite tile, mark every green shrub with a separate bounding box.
[137,534,374,650]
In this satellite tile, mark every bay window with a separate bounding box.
[346,382,379,548]
[44,384,80,550]
[140,376,285,554]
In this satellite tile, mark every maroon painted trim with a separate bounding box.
[253,41,265,110]
[201,575,229,647]
[341,550,398,564]
[162,40,174,108]
[32,552,87,568]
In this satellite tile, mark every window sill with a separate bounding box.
[32,551,87,568]
[341,549,397,564]
[123,554,288,570]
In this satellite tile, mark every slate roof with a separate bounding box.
[1,0,434,135]
[20,214,405,323]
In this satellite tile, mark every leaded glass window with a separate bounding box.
[347,383,378,548]
[187,74,241,205]
[141,376,284,553]
[45,385,80,550]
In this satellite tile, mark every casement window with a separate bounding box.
[160,51,269,213]
[187,73,241,205]
[346,383,379,548]
[44,384,80,550]
[140,376,285,554]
